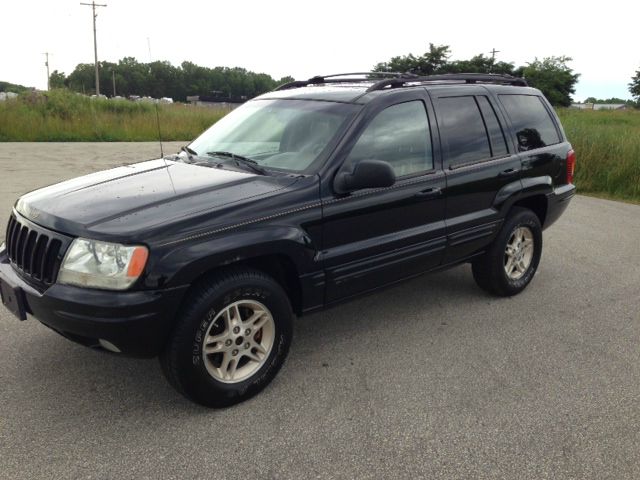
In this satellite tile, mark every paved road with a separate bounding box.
[1,143,639,479]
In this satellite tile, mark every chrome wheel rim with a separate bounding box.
[504,226,534,280]
[202,300,275,384]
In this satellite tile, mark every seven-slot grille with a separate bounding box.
[5,215,64,285]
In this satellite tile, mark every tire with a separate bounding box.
[160,267,293,407]
[472,207,542,297]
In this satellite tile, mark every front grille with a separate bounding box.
[5,215,65,285]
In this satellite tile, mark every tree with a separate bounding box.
[58,57,284,100]
[446,54,515,75]
[519,56,579,107]
[373,48,581,107]
[630,69,640,101]
[0,80,31,93]
[584,96,636,106]
[373,43,451,75]
[49,70,66,89]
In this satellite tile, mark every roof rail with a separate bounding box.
[366,73,528,92]
[274,72,417,91]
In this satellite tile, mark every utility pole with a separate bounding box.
[42,52,51,90]
[488,48,500,73]
[80,1,107,95]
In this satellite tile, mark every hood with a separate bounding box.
[15,159,299,241]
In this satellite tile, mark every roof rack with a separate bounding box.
[366,73,528,92]
[274,72,417,91]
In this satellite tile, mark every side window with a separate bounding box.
[346,101,433,177]
[499,94,561,151]
[436,96,491,168]
[476,96,509,157]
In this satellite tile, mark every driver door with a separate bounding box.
[319,91,447,303]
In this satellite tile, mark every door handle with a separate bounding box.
[498,168,520,178]
[414,187,442,199]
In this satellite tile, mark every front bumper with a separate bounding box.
[544,183,576,230]
[0,250,188,357]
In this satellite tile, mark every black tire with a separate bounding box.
[472,207,542,297]
[160,267,293,407]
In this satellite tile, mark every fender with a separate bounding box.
[146,225,319,289]
[493,175,553,217]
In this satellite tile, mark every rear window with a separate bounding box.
[499,95,561,151]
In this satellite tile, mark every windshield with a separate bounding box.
[188,99,358,172]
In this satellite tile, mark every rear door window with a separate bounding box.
[498,95,561,151]
[435,96,492,168]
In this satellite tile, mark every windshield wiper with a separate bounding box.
[206,151,268,175]
[180,145,198,161]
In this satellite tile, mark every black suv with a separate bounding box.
[0,73,576,407]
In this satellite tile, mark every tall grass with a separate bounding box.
[557,108,640,202]
[1,91,639,202]
[0,89,226,142]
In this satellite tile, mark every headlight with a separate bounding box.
[58,238,149,290]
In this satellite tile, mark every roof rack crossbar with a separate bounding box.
[366,73,528,92]
[275,72,416,91]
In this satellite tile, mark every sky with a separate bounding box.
[0,0,638,102]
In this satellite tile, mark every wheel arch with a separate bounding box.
[153,227,317,315]
[187,253,304,315]
[494,176,552,227]
[511,195,548,227]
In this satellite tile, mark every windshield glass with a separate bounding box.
[189,99,358,172]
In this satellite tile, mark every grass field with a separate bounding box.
[0,90,226,142]
[558,108,640,202]
[1,90,639,202]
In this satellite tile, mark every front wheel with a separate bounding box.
[160,268,293,407]
[472,207,543,296]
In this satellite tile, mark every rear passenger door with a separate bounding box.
[429,87,522,262]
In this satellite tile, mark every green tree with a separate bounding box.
[519,56,579,107]
[373,43,451,75]
[446,54,515,75]
[59,57,284,100]
[66,63,96,94]
[49,70,66,89]
[584,96,635,106]
[630,69,640,101]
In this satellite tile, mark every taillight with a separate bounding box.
[566,149,576,184]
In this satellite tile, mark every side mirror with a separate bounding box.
[334,160,396,194]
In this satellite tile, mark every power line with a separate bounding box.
[80,1,107,95]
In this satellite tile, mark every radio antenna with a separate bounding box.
[154,101,164,158]
[156,100,175,193]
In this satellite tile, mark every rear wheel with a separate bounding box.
[472,207,542,296]
[160,267,293,407]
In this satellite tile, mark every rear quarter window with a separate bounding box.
[499,95,561,151]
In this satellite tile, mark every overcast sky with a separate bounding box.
[1,0,637,101]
